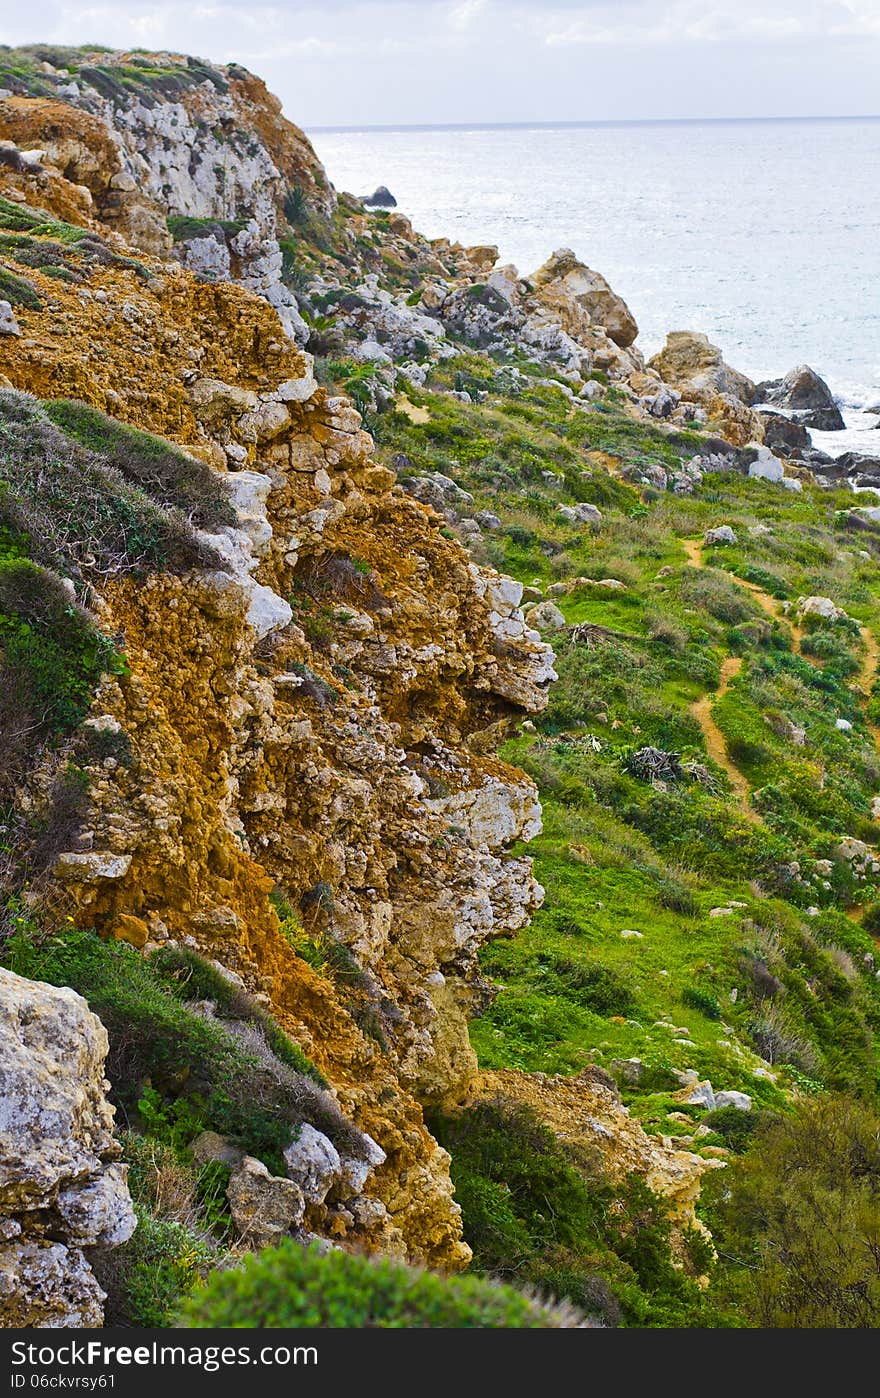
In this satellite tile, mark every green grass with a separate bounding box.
[0,923,349,1173]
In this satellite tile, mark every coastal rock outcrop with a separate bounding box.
[530,247,639,349]
[0,968,136,1326]
[648,330,755,404]
[0,111,555,1268]
[648,331,764,446]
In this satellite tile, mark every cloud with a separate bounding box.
[539,0,880,48]
[0,0,877,123]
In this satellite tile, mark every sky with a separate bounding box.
[1,0,879,127]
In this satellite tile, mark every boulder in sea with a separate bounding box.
[755,364,845,431]
[362,185,397,208]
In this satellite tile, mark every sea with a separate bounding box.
[309,118,880,458]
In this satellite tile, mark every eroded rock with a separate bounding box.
[0,968,135,1327]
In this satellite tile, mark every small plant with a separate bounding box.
[283,185,308,225]
[681,986,722,1020]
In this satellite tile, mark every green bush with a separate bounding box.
[43,400,234,530]
[180,1240,580,1328]
[98,1208,217,1327]
[0,558,122,737]
[702,1105,773,1153]
[681,985,722,1020]
[0,263,41,309]
[0,390,222,575]
[430,1099,705,1326]
[705,1095,880,1326]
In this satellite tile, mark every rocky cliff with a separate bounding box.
[0,46,759,1318]
[0,47,560,1279]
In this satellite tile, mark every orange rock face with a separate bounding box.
[0,95,554,1268]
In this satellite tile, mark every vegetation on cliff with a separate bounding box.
[2,46,880,1330]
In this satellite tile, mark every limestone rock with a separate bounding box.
[748,445,785,483]
[558,501,602,524]
[610,1058,647,1086]
[714,1091,752,1111]
[363,186,397,207]
[757,364,844,430]
[648,330,755,405]
[705,525,737,546]
[474,1069,717,1241]
[227,1156,305,1245]
[798,595,846,622]
[525,600,567,631]
[682,1081,716,1110]
[531,248,638,348]
[0,300,20,336]
[0,968,135,1326]
[760,410,811,453]
[190,1131,245,1169]
[0,1241,106,1328]
[283,1125,342,1205]
[111,913,150,947]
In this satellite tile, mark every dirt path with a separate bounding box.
[690,655,760,822]
[397,395,430,425]
[683,537,764,821]
[859,623,880,749]
[682,533,880,854]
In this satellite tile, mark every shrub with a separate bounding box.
[534,953,634,1017]
[96,1207,217,1327]
[681,985,722,1020]
[0,263,41,309]
[430,1099,703,1326]
[179,1240,581,1328]
[284,186,308,225]
[750,1003,820,1074]
[705,1096,880,1326]
[0,558,121,735]
[702,1105,775,1153]
[1,928,354,1168]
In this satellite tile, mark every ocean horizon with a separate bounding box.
[309,114,880,133]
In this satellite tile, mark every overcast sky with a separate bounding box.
[1,1,879,127]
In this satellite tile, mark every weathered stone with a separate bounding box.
[524,600,566,631]
[705,525,737,546]
[714,1091,752,1111]
[531,247,638,348]
[110,913,150,947]
[190,1131,245,1169]
[283,1125,342,1205]
[748,445,785,483]
[0,968,135,1326]
[0,1241,105,1327]
[798,595,846,621]
[0,300,20,336]
[227,1156,305,1245]
[363,186,397,207]
[648,331,755,404]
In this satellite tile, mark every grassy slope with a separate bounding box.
[370,355,880,1135]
